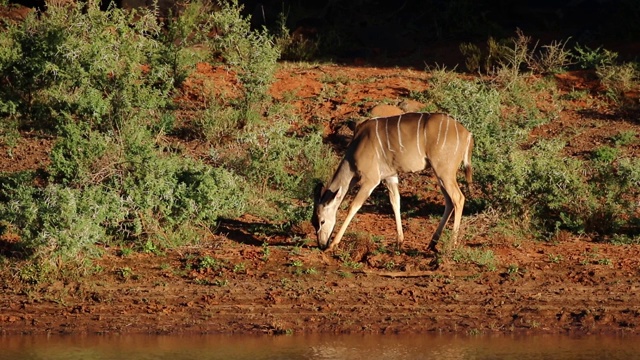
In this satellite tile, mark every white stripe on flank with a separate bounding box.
[416,114,424,157]
[440,115,450,150]
[423,115,429,148]
[397,115,405,152]
[385,118,395,152]
[375,119,387,160]
[454,119,460,154]
[436,115,443,145]
[464,133,472,165]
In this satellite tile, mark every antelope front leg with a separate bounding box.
[384,176,404,249]
[326,181,379,252]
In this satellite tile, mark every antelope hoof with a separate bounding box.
[394,242,402,252]
[427,240,439,254]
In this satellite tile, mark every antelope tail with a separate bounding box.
[463,134,474,190]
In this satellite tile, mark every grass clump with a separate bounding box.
[452,247,497,271]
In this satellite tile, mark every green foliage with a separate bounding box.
[155,1,213,89]
[591,146,619,163]
[452,247,497,271]
[415,69,528,199]
[414,66,637,238]
[0,9,66,128]
[612,130,637,147]
[195,101,240,142]
[460,31,573,76]
[197,256,225,271]
[274,12,319,61]
[526,38,573,75]
[0,180,122,262]
[0,3,180,133]
[187,0,283,140]
[1,151,247,262]
[209,0,281,127]
[588,156,640,235]
[459,43,483,74]
[478,139,593,234]
[231,114,336,222]
[49,121,110,185]
[459,36,515,74]
[573,44,618,69]
[596,62,638,101]
[0,1,259,273]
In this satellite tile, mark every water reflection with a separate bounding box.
[1,333,639,360]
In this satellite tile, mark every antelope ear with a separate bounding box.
[335,186,343,199]
[322,186,342,204]
[313,182,324,203]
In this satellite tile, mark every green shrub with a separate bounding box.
[573,44,618,69]
[588,157,640,235]
[0,180,124,262]
[460,31,573,76]
[0,0,276,275]
[459,43,482,73]
[108,124,247,239]
[0,9,67,129]
[274,12,319,61]
[612,130,638,147]
[414,69,527,197]
[49,121,110,185]
[234,116,336,222]
[517,140,593,233]
[459,36,515,74]
[526,38,573,75]
[209,0,281,128]
[414,68,627,237]
[591,146,619,163]
[194,97,241,142]
[155,1,213,89]
[1,141,248,262]
[452,247,497,271]
[596,62,638,101]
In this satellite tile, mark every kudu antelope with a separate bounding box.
[312,112,473,252]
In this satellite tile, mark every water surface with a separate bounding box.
[1,333,639,360]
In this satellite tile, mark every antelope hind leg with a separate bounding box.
[384,176,404,249]
[450,185,465,248]
[428,182,454,252]
[429,178,465,251]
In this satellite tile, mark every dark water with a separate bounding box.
[1,333,639,360]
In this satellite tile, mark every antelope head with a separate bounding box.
[312,183,343,250]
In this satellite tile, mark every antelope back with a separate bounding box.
[350,113,471,177]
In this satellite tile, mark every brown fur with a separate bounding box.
[313,113,473,252]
